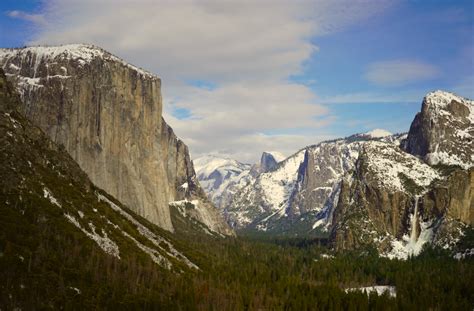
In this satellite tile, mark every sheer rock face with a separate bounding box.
[403,91,474,169]
[258,152,279,173]
[0,45,232,234]
[287,141,362,218]
[331,155,473,253]
[423,168,474,226]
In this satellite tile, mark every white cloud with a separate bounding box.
[319,90,420,104]
[365,59,440,86]
[27,0,394,162]
[163,81,335,162]
[7,10,47,26]
[189,132,335,164]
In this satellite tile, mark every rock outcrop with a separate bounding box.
[403,91,474,168]
[259,152,279,173]
[0,44,232,235]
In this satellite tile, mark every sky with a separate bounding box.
[1,0,473,163]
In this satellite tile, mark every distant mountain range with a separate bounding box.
[195,91,473,259]
[0,44,471,261]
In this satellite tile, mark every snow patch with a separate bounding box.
[43,187,61,208]
[364,142,441,193]
[345,286,396,298]
[98,193,198,270]
[122,231,172,269]
[64,213,120,259]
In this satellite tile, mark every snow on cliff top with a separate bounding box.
[424,90,473,123]
[364,141,441,193]
[422,90,473,168]
[364,129,392,138]
[0,44,157,79]
[425,90,472,109]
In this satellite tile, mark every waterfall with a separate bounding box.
[409,196,419,247]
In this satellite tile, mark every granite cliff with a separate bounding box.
[0,44,232,235]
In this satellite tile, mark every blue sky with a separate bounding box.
[1,0,473,162]
[293,0,473,137]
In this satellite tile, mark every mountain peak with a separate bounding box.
[404,90,473,168]
[262,151,286,162]
[193,154,248,178]
[425,90,470,108]
[258,151,285,173]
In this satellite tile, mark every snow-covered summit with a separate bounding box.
[194,154,250,179]
[194,155,253,211]
[425,90,472,110]
[0,44,104,62]
[0,44,157,79]
[363,129,392,138]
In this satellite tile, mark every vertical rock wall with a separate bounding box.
[0,45,231,234]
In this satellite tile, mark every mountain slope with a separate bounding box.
[0,44,231,235]
[0,69,209,307]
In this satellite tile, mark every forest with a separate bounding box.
[1,199,473,310]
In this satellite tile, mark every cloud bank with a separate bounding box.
[25,0,393,162]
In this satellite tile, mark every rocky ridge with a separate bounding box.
[195,131,406,234]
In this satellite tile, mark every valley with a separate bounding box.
[0,43,472,310]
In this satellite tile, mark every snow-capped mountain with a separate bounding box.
[330,91,473,258]
[194,155,253,211]
[195,91,472,259]
[227,133,406,233]
[195,131,404,233]
[249,151,286,175]
[404,90,474,169]
[194,151,287,214]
